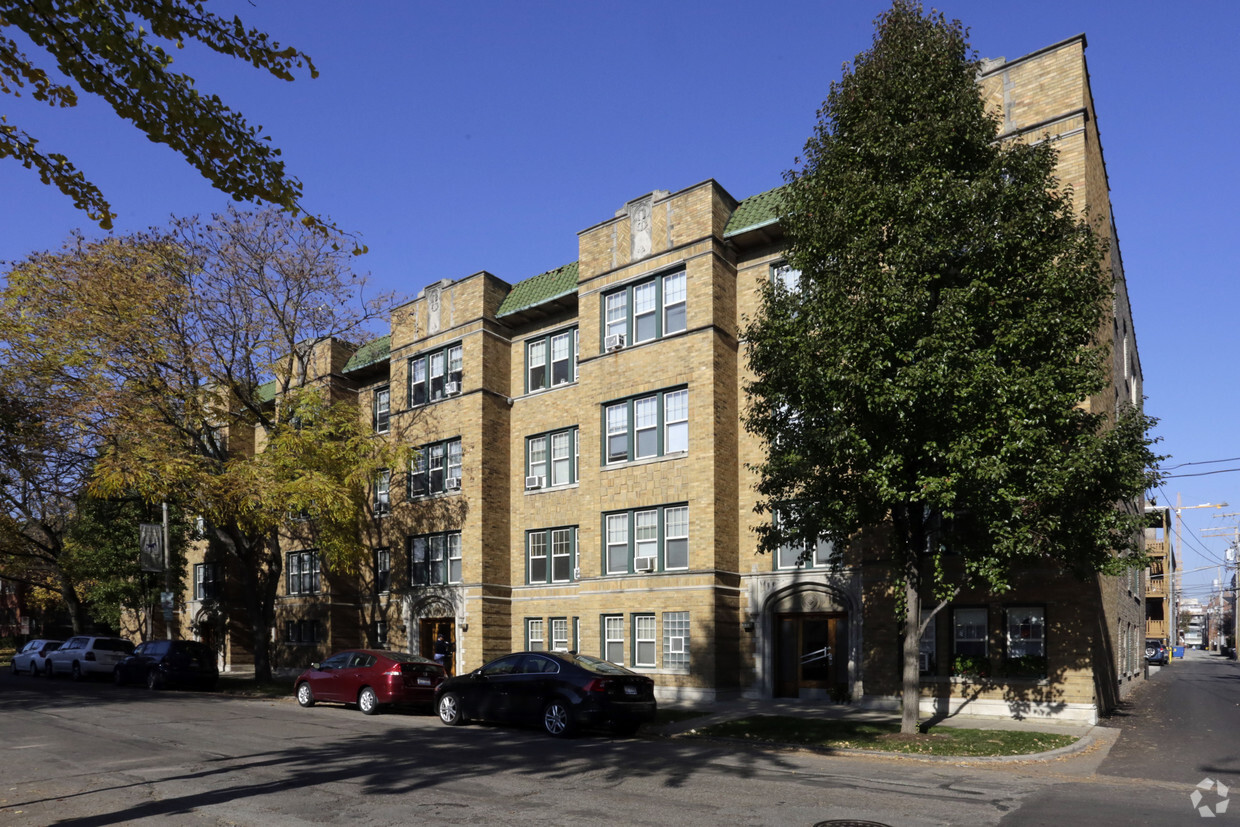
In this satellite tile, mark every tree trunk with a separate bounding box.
[901,567,922,735]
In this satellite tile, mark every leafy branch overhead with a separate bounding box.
[0,0,316,230]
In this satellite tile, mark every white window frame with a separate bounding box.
[527,618,545,651]
[410,438,462,496]
[375,469,391,516]
[603,387,689,466]
[375,548,391,594]
[1006,606,1045,659]
[601,269,687,347]
[409,532,462,586]
[374,386,390,433]
[603,504,689,574]
[953,607,988,658]
[526,427,578,488]
[663,611,689,672]
[603,615,624,665]
[551,618,569,652]
[287,551,320,595]
[634,614,657,668]
[409,343,463,405]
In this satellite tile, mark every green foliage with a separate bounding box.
[743,1,1161,590]
[0,0,316,230]
[951,655,991,679]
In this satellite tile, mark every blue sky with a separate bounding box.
[2,1,1236,603]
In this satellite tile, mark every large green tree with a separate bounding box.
[743,2,1160,734]
[0,0,316,229]
[3,210,401,679]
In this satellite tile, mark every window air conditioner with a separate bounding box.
[605,333,625,352]
[635,557,656,573]
[445,477,462,491]
[573,567,581,580]
[525,475,544,490]
[445,381,460,396]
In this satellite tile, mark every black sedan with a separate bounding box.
[114,639,219,690]
[434,651,657,737]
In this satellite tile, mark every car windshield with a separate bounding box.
[570,653,636,675]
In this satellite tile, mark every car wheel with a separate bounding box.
[10,660,17,676]
[437,692,467,725]
[296,682,315,707]
[114,666,125,686]
[71,662,82,681]
[542,699,575,738]
[45,662,55,679]
[146,668,164,690]
[359,686,380,716]
[31,662,40,677]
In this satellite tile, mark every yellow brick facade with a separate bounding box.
[163,35,1143,721]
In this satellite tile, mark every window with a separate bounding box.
[603,615,624,664]
[551,618,569,652]
[603,387,689,465]
[634,614,656,667]
[772,262,802,293]
[527,328,578,392]
[526,427,578,488]
[409,343,463,405]
[409,438,462,496]
[773,510,834,570]
[409,532,462,586]
[1006,607,1045,658]
[374,386,390,433]
[374,469,391,516]
[375,548,390,594]
[285,619,321,644]
[527,527,577,584]
[194,563,220,600]
[601,269,687,347]
[663,611,689,671]
[603,504,689,574]
[953,608,988,658]
[527,618,545,651]
[919,610,936,674]
[287,551,320,595]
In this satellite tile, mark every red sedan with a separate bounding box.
[294,650,445,715]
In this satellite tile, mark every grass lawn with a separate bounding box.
[689,714,1077,757]
[213,674,293,699]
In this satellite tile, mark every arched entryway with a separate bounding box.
[758,580,860,700]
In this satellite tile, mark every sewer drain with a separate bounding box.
[813,821,893,827]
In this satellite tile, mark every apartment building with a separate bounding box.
[173,35,1144,722]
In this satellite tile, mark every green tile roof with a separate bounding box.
[724,184,788,238]
[343,334,391,373]
[496,261,579,318]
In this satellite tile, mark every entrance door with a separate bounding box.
[419,618,456,675]
[775,612,847,698]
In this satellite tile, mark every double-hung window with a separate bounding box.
[1006,607,1045,659]
[603,615,624,665]
[527,328,578,392]
[603,504,690,574]
[551,618,569,652]
[375,548,390,594]
[286,619,321,644]
[772,262,802,293]
[409,438,462,496]
[526,427,578,488]
[634,614,657,667]
[374,469,391,516]
[603,387,688,465]
[409,532,462,586]
[527,619,545,651]
[194,563,220,600]
[287,551,320,595]
[773,509,834,570]
[409,343,463,405]
[527,527,577,584]
[374,386,390,433]
[953,608,988,658]
[601,269,687,348]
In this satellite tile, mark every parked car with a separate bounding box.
[46,635,135,680]
[294,650,446,715]
[11,639,63,676]
[434,651,657,737]
[114,639,219,690]
[1145,638,1169,665]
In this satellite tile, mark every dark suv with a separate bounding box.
[1145,638,1169,665]
[114,639,219,690]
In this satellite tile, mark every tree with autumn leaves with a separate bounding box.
[743,2,1161,734]
[1,209,400,678]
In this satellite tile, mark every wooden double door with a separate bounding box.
[775,612,847,698]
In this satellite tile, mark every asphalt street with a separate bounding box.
[1,650,1237,826]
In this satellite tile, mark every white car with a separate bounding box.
[11,639,63,676]
[46,636,135,680]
